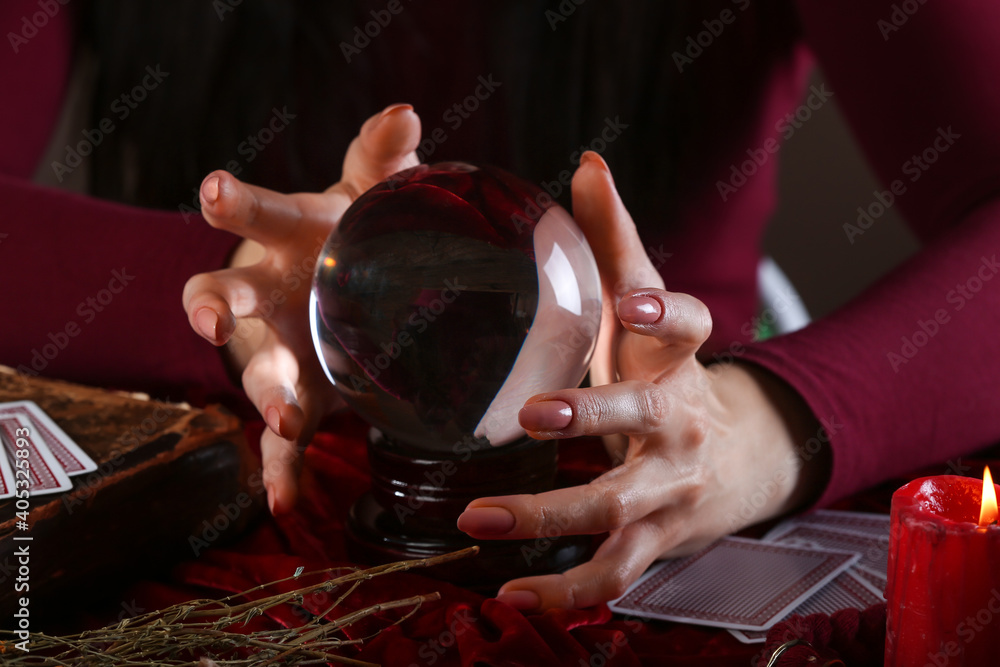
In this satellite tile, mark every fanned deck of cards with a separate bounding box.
[610,510,891,644]
[0,400,97,497]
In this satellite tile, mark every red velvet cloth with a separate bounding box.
[92,421,992,665]
[105,425,1000,666]
[109,419,762,666]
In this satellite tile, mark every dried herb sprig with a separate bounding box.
[0,547,479,666]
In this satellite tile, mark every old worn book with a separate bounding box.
[0,367,262,620]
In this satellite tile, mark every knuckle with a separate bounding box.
[599,486,634,532]
[636,385,668,430]
[573,393,614,430]
[553,577,579,609]
[534,504,562,537]
[681,411,710,448]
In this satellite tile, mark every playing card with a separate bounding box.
[0,433,15,500]
[610,537,860,631]
[764,524,888,579]
[728,570,885,644]
[851,566,888,596]
[0,412,73,496]
[771,509,890,539]
[0,401,96,476]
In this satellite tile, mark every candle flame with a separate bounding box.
[979,466,998,527]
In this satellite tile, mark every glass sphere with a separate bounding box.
[310,162,601,452]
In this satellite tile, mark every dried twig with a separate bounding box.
[0,547,478,666]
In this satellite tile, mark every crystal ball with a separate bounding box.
[310,162,601,452]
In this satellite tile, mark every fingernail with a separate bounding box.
[519,400,573,432]
[195,308,218,341]
[619,295,662,324]
[580,151,608,171]
[457,507,516,536]
[265,407,282,436]
[202,176,220,204]
[379,103,413,122]
[496,590,540,611]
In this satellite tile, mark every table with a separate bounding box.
[36,394,998,666]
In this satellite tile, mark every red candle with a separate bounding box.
[885,468,1000,666]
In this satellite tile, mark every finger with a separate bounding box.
[338,103,422,197]
[182,269,274,345]
[259,426,304,515]
[496,519,679,610]
[242,343,307,440]
[617,289,712,352]
[242,344,309,515]
[182,267,274,344]
[458,458,678,540]
[517,381,669,439]
[571,152,664,297]
[199,170,338,246]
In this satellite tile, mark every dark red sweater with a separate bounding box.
[3,0,999,508]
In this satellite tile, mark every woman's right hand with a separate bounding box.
[182,104,421,515]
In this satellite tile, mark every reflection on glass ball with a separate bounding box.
[310,162,601,452]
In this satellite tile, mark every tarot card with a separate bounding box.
[609,537,860,631]
[764,524,888,579]
[0,411,73,496]
[0,434,15,500]
[771,509,890,539]
[851,566,888,596]
[728,569,885,644]
[0,401,96,476]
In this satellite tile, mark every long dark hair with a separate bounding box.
[81,1,799,235]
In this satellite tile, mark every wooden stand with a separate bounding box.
[346,429,590,591]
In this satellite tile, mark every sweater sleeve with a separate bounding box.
[1,0,244,406]
[741,0,1000,505]
[1,172,243,406]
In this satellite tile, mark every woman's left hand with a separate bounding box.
[457,152,830,610]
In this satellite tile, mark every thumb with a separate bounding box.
[571,151,664,298]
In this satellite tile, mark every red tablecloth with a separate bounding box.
[99,414,999,666]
